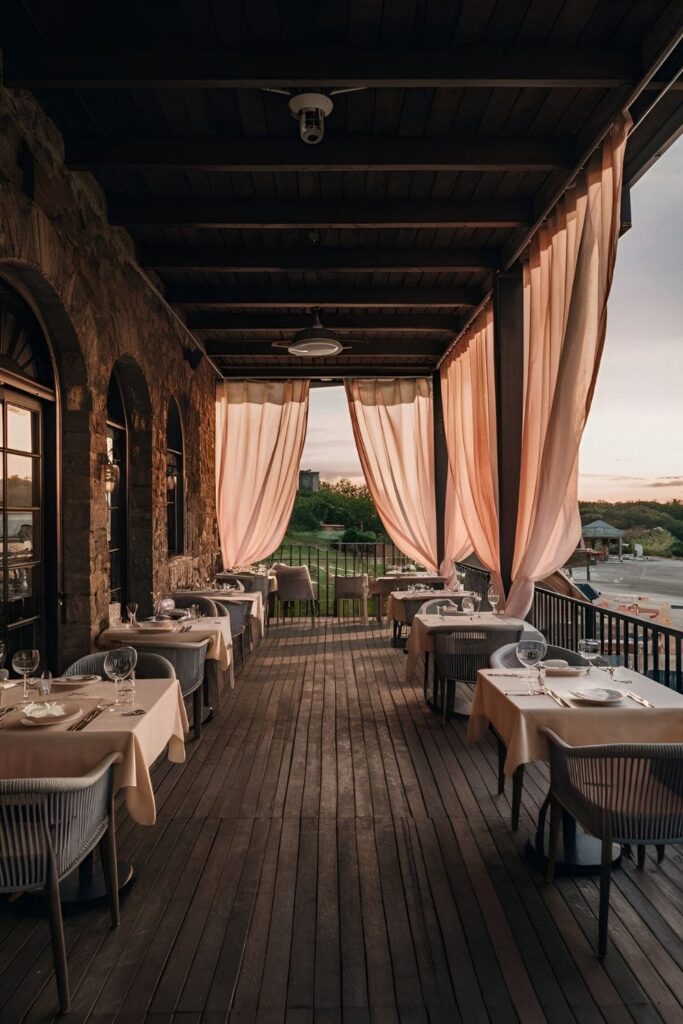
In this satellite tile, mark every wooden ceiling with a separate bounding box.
[3,0,682,378]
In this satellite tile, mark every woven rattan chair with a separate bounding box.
[334,574,369,621]
[65,651,175,680]
[170,594,219,618]
[490,642,588,670]
[417,598,461,616]
[126,640,209,740]
[433,625,524,722]
[271,563,319,627]
[540,729,683,957]
[0,753,122,1012]
[215,600,250,672]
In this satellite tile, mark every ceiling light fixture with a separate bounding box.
[287,310,343,357]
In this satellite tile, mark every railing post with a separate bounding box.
[493,266,524,599]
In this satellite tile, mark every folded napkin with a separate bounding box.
[23,701,67,718]
[0,682,17,689]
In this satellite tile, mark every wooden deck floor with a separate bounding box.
[3,619,683,1023]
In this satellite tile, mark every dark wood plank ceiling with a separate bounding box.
[3,0,682,378]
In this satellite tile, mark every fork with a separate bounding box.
[542,686,570,708]
[626,691,655,709]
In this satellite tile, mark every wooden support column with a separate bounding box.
[493,267,525,598]
[432,371,448,570]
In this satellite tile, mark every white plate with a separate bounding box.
[20,700,83,727]
[545,666,585,677]
[570,687,624,705]
[52,674,101,686]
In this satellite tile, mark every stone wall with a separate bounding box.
[0,86,217,667]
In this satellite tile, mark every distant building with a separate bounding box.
[299,469,320,492]
[582,519,626,559]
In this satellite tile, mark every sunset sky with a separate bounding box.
[300,136,683,502]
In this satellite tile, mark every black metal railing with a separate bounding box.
[270,540,404,615]
[455,560,683,691]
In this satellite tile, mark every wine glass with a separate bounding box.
[126,602,139,627]
[515,639,548,690]
[487,586,500,614]
[103,646,137,707]
[472,595,482,619]
[13,649,40,699]
[578,638,601,676]
[436,601,448,620]
[462,596,475,616]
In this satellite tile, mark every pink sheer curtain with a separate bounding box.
[215,379,310,569]
[440,468,473,584]
[440,306,503,595]
[345,378,438,571]
[506,114,630,617]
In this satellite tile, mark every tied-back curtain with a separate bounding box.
[345,379,438,571]
[215,379,310,570]
[506,113,630,617]
[440,305,502,594]
[440,466,473,584]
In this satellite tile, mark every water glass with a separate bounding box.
[437,602,447,620]
[116,673,135,706]
[126,602,139,626]
[462,596,475,615]
[472,595,482,618]
[13,649,40,699]
[487,586,500,614]
[578,638,601,675]
[40,670,52,696]
[104,646,138,707]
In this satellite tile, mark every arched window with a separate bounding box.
[166,398,184,556]
[0,280,57,662]
[106,372,127,606]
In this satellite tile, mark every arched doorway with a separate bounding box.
[0,280,58,664]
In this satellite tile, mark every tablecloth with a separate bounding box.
[0,677,188,825]
[468,667,683,776]
[387,589,473,625]
[405,613,527,680]
[176,590,265,639]
[99,617,233,672]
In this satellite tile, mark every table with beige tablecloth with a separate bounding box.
[0,677,187,825]
[175,589,265,640]
[388,589,473,626]
[370,573,447,620]
[405,612,527,680]
[469,667,683,776]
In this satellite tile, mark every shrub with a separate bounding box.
[341,527,377,543]
[289,506,321,531]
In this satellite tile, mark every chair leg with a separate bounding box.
[657,845,666,863]
[546,796,562,883]
[511,766,524,831]
[637,844,645,870]
[598,834,613,959]
[496,737,506,795]
[193,687,203,741]
[45,857,69,1012]
[100,812,120,927]
[239,633,246,672]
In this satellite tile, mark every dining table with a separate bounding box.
[370,572,447,621]
[99,616,234,690]
[0,675,188,899]
[176,588,266,642]
[468,665,683,872]
[405,611,527,681]
[387,588,474,637]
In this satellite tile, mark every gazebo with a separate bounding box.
[582,518,627,559]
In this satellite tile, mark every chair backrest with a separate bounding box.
[335,574,368,600]
[435,626,524,682]
[129,641,209,695]
[159,608,191,621]
[489,642,589,670]
[214,600,249,634]
[417,598,458,616]
[0,753,121,892]
[540,728,683,845]
[66,650,175,680]
[171,594,219,617]
[216,573,269,600]
[271,563,316,602]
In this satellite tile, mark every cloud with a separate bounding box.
[647,477,683,488]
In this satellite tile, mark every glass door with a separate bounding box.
[0,390,44,658]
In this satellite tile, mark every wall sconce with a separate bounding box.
[103,456,120,494]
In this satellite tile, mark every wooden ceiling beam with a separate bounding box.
[67,136,573,172]
[186,313,459,332]
[140,244,499,273]
[216,364,433,379]
[110,197,531,228]
[5,46,640,89]
[169,285,478,308]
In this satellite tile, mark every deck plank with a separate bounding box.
[2,618,683,1022]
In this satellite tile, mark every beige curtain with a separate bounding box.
[440,467,473,583]
[506,113,630,617]
[345,378,438,571]
[215,379,310,569]
[440,305,503,595]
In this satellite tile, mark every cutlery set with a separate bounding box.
[502,687,656,709]
[68,704,109,731]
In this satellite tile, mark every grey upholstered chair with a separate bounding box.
[65,651,175,680]
[126,640,209,740]
[433,625,524,722]
[215,600,250,672]
[271,563,318,626]
[158,607,192,621]
[216,573,271,628]
[541,729,683,958]
[0,752,122,1012]
[334,574,369,620]
[170,594,219,617]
